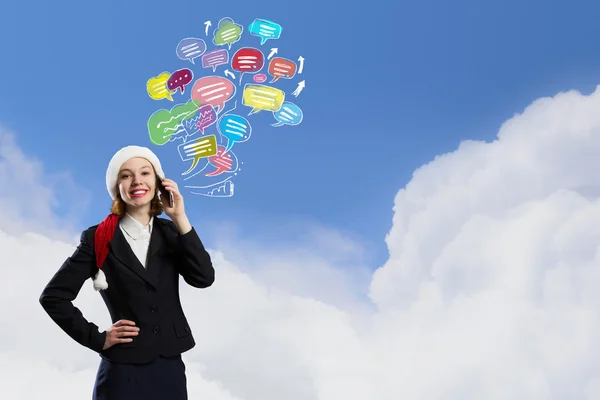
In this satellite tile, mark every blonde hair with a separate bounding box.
[110,176,164,217]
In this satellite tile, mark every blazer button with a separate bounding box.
[150,304,158,313]
[153,325,160,334]
[147,287,155,293]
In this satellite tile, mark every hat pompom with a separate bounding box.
[92,269,108,291]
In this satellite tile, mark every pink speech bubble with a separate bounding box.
[195,104,217,133]
[253,73,267,83]
[190,76,236,115]
[205,145,233,177]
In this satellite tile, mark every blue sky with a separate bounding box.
[1,0,600,268]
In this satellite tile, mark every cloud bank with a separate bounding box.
[2,85,600,399]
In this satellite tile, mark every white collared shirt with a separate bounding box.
[119,213,153,268]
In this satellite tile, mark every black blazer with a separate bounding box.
[39,217,215,364]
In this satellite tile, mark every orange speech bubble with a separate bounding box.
[267,57,297,83]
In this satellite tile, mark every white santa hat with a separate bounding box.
[92,145,165,291]
[105,145,165,200]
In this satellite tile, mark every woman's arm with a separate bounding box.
[170,216,215,288]
[38,229,107,353]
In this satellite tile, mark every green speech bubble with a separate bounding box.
[147,99,201,145]
[213,17,243,49]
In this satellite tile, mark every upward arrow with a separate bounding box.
[298,56,305,74]
[204,21,212,36]
[268,48,278,60]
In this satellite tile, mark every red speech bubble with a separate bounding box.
[232,47,264,80]
[167,68,193,94]
[205,145,233,177]
[190,76,236,114]
[267,57,297,83]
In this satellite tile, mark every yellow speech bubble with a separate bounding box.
[179,134,218,176]
[242,84,285,115]
[147,72,175,101]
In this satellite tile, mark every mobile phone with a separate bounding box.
[158,178,174,208]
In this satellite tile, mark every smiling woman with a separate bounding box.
[38,145,215,400]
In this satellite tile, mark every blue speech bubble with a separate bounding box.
[218,114,252,153]
[248,19,282,45]
[176,38,207,64]
[271,101,303,127]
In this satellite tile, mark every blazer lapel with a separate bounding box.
[109,227,157,287]
[145,221,166,286]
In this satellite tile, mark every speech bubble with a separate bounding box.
[231,47,264,83]
[147,99,201,145]
[218,114,252,153]
[205,145,239,177]
[179,103,218,140]
[176,38,207,64]
[253,73,267,83]
[147,72,175,101]
[242,84,285,115]
[248,18,282,45]
[178,134,218,176]
[268,57,297,83]
[191,76,236,115]
[196,104,217,133]
[167,68,193,94]
[272,101,303,127]
[213,17,243,50]
[201,49,229,72]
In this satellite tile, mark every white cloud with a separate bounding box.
[2,85,600,399]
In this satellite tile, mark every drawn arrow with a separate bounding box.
[298,56,305,74]
[204,21,212,36]
[268,48,278,60]
[292,80,305,97]
[224,69,236,79]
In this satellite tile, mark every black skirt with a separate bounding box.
[92,355,188,400]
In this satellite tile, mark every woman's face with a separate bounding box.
[117,157,157,209]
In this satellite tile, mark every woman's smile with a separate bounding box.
[130,188,149,198]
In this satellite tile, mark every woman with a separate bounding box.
[39,145,215,399]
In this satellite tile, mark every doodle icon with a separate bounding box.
[218,114,252,153]
[213,17,243,50]
[178,134,218,176]
[231,47,265,84]
[186,177,234,197]
[242,83,285,115]
[248,18,282,45]
[191,76,236,115]
[176,38,207,64]
[167,68,193,94]
[272,101,303,127]
[201,49,229,72]
[267,57,297,83]
[147,72,175,101]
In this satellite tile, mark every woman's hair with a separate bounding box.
[110,176,164,217]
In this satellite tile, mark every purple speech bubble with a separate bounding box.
[196,104,217,133]
[201,49,229,72]
[167,68,193,94]
[176,38,207,64]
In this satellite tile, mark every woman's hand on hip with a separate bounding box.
[102,319,140,350]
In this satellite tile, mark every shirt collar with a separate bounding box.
[120,213,153,240]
